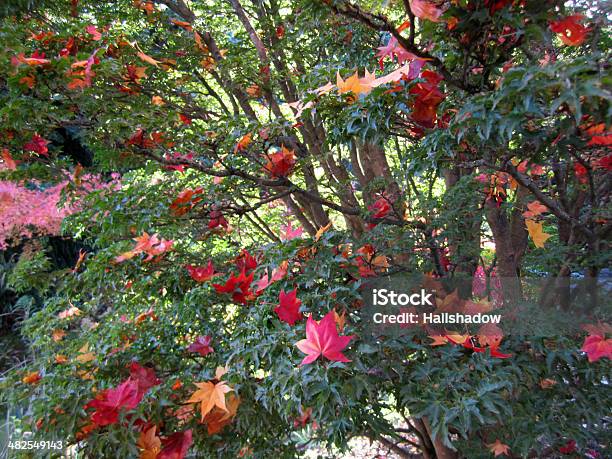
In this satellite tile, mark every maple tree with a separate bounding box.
[0,0,610,458]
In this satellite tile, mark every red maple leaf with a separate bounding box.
[163,152,192,173]
[593,154,612,171]
[185,261,216,282]
[129,362,161,396]
[158,429,193,459]
[170,188,203,216]
[60,37,76,57]
[484,0,513,15]
[446,335,512,359]
[367,196,392,229]
[549,15,590,46]
[84,379,143,426]
[274,288,304,326]
[254,273,270,293]
[410,0,443,22]
[271,261,288,282]
[280,222,303,241]
[375,33,419,68]
[263,146,296,178]
[208,210,229,230]
[126,129,169,149]
[587,130,612,147]
[573,162,588,184]
[234,249,258,273]
[558,439,576,454]
[295,310,354,365]
[187,335,214,356]
[30,30,54,41]
[23,133,49,156]
[178,113,192,125]
[581,334,612,363]
[11,51,50,67]
[213,269,255,304]
[409,70,445,128]
[293,406,315,428]
[85,25,102,41]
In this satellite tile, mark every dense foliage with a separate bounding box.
[0,0,610,458]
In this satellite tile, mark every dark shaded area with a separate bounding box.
[0,237,91,371]
[50,126,94,167]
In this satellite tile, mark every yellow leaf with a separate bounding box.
[525,219,552,248]
[75,344,95,364]
[200,56,216,70]
[371,254,389,269]
[186,380,233,420]
[445,333,470,345]
[476,323,503,347]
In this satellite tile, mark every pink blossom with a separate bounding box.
[0,174,118,248]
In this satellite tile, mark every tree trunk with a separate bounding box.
[484,186,528,304]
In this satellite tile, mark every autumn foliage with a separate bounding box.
[0,1,610,459]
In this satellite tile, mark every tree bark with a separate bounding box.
[484,186,528,303]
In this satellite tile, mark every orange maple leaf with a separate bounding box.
[171,19,192,31]
[522,200,548,218]
[234,133,252,153]
[334,308,347,332]
[186,380,233,420]
[336,70,374,96]
[539,378,557,389]
[137,425,161,459]
[487,439,510,457]
[52,329,66,342]
[314,222,332,242]
[137,51,160,67]
[203,393,240,435]
[22,371,41,384]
